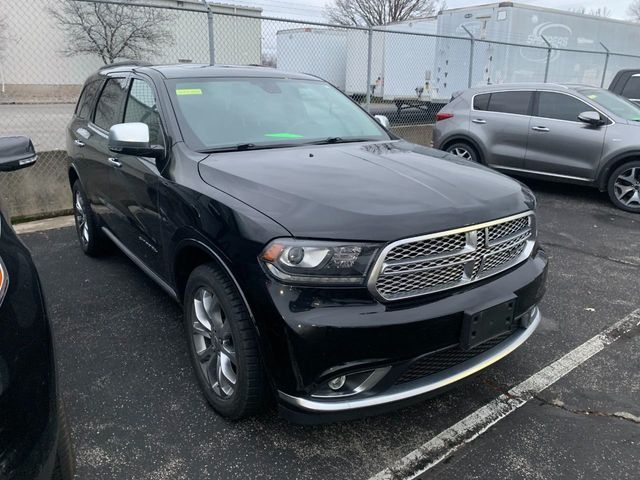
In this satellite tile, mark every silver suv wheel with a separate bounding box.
[192,287,238,398]
[613,167,640,208]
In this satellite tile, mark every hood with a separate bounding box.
[198,140,534,241]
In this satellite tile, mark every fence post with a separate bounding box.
[365,26,373,112]
[600,42,610,88]
[541,35,551,83]
[201,0,215,65]
[461,25,474,88]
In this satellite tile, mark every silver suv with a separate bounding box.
[433,83,640,212]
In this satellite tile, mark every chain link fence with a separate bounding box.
[2,0,640,219]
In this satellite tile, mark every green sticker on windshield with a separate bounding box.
[176,88,202,96]
[588,94,598,99]
[264,132,304,139]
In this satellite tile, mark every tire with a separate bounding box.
[72,181,106,255]
[446,141,480,163]
[184,263,268,419]
[607,161,640,213]
[52,402,75,480]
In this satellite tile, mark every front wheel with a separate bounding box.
[184,263,268,419]
[607,161,640,213]
[446,142,480,163]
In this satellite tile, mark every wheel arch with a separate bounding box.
[597,152,640,191]
[172,239,255,324]
[440,135,486,164]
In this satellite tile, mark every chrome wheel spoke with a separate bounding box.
[218,349,237,395]
[192,319,211,339]
[220,340,237,366]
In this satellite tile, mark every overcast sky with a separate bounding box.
[225,0,632,21]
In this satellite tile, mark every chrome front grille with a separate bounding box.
[369,212,535,301]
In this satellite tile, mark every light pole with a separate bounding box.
[201,0,215,65]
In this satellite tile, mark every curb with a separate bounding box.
[14,215,75,234]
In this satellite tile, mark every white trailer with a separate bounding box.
[276,28,348,90]
[433,2,640,100]
[344,17,438,102]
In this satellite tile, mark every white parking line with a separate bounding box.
[368,308,640,480]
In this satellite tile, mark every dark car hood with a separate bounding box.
[198,140,534,241]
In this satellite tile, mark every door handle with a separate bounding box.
[74,139,85,147]
[108,157,122,168]
[532,126,550,132]
[472,118,486,124]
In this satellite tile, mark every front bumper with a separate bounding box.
[245,247,547,421]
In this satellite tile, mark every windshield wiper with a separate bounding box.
[198,142,298,153]
[305,137,376,145]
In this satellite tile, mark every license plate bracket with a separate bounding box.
[460,295,517,350]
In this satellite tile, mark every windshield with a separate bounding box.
[577,88,640,121]
[167,77,390,151]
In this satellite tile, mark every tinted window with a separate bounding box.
[93,78,127,131]
[76,80,103,119]
[621,76,640,100]
[124,79,163,145]
[168,77,389,151]
[473,93,490,111]
[537,92,590,122]
[487,91,532,115]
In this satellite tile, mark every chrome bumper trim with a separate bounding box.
[278,307,541,413]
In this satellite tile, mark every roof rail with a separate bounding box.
[98,60,152,70]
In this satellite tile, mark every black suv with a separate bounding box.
[66,64,547,422]
[0,137,74,479]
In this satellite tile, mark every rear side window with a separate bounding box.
[487,91,532,115]
[93,78,128,131]
[536,92,590,122]
[621,76,640,100]
[76,80,103,120]
[473,93,490,111]
[124,79,163,146]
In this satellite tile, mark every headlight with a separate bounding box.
[0,257,8,305]
[260,239,380,285]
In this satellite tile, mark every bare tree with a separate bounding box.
[569,6,612,16]
[629,0,640,21]
[326,0,442,26]
[261,52,277,68]
[50,0,174,65]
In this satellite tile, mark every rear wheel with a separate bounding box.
[72,181,106,255]
[446,141,480,163]
[607,161,640,213]
[184,263,268,419]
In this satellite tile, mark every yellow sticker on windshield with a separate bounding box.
[176,88,202,96]
[588,94,598,99]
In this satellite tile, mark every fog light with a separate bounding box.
[328,375,346,391]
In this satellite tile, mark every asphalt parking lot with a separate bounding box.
[20,179,640,480]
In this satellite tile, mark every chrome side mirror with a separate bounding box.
[374,115,390,129]
[108,123,164,159]
[578,111,604,126]
[0,136,37,172]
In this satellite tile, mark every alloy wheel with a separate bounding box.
[613,167,640,208]
[449,147,472,161]
[74,191,89,246]
[191,287,238,398]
